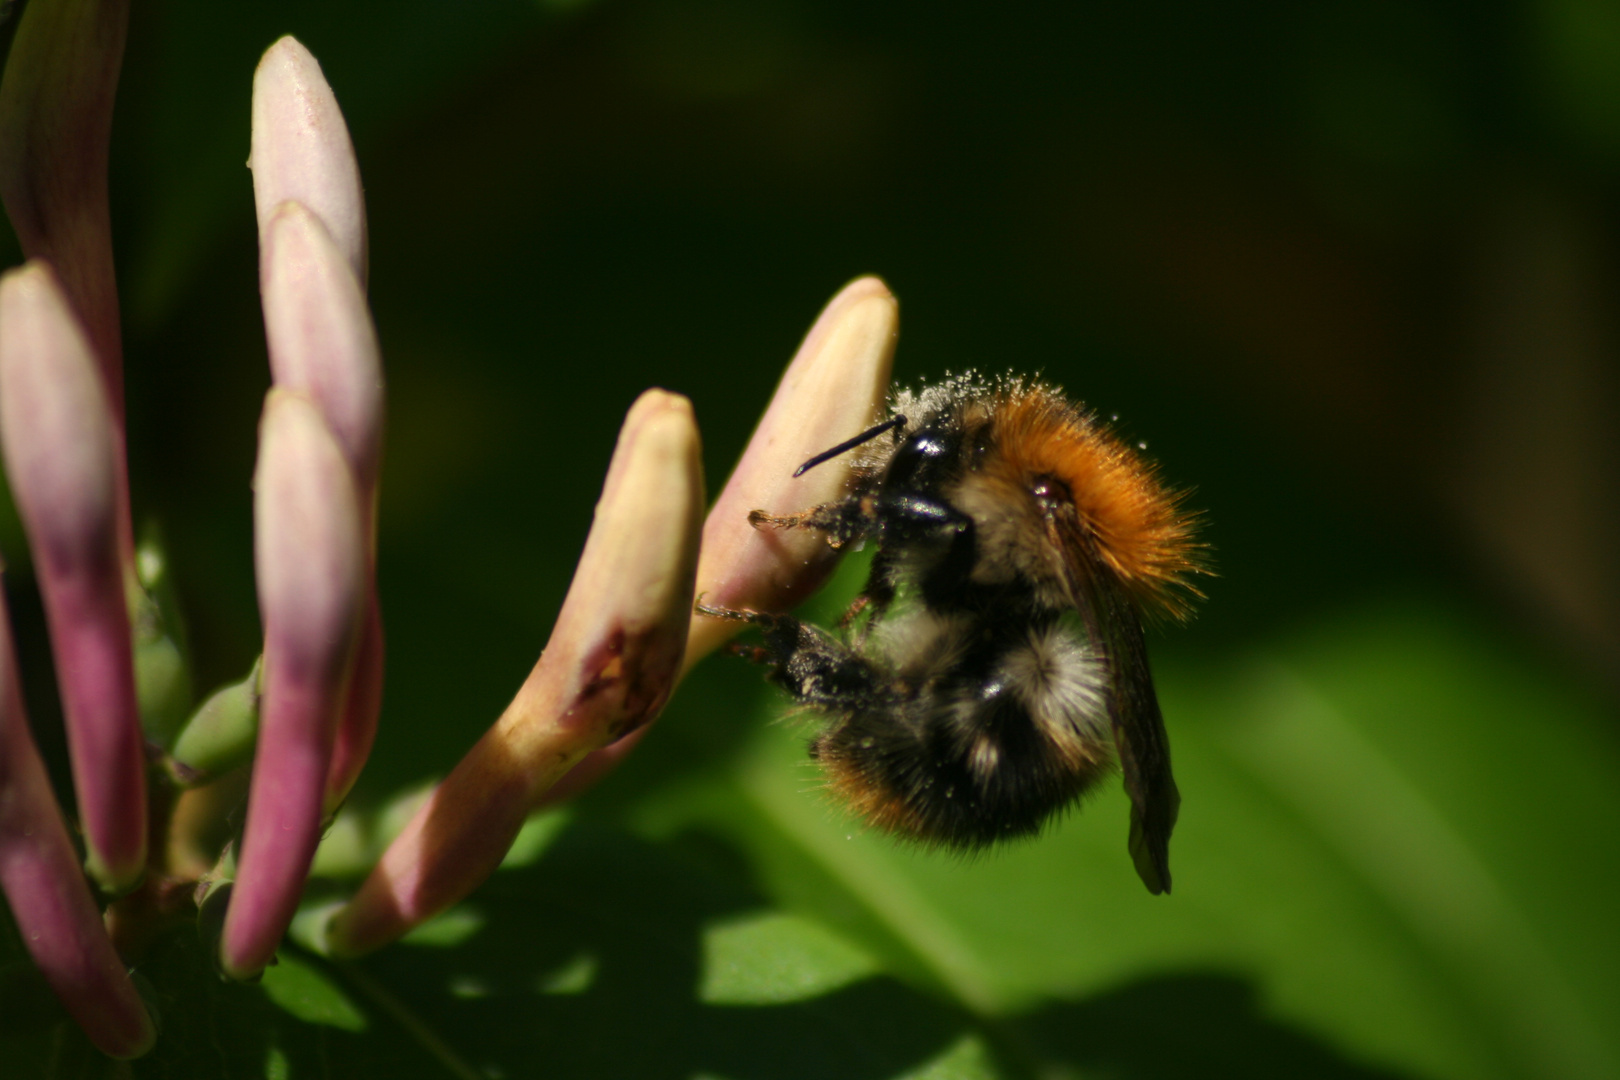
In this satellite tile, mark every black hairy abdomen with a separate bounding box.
[810,622,1104,849]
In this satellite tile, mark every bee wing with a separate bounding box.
[1099,590,1180,895]
[1049,518,1181,894]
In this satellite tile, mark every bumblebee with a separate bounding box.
[700,375,1204,893]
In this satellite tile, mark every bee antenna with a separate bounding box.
[793,416,908,478]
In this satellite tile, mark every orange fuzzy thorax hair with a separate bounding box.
[989,385,1205,619]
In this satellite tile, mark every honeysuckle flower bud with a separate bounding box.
[220,390,366,980]
[258,205,382,492]
[167,658,262,784]
[257,202,385,813]
[0,0,128,394]
[250,36,367,284]
[0,261,145,891]
[686,275,897,659]
[541,276,898,806]
[253,38,384,812]
[324,390,704,957]
[0,584,156,1060]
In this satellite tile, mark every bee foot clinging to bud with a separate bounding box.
[694,599,778,627]
[746,509,788,530]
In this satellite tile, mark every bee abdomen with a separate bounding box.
[812,624,1114,848]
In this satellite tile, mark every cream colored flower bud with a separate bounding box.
[250,36,367,283]
[325,390,703,957]
[539,276,898,807]
[259,201,384,496]
[686,275,898,662]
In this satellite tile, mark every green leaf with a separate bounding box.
[261,954,366,1032]
[698,910,879,1005]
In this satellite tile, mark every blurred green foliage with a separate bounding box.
[2,0,1617,1076]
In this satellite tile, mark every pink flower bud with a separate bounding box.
[221,390,366,979]
[257,201,385,816]
[254,40,383,808]
[250,36,367,284]
[325,390,704,957]
[0,0,128,398]
[541,276,898,805]
[259,202,383,496]
[0,262,145,891]
[0,587,155,1059]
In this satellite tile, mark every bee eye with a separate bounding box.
[1030,475,1070,514]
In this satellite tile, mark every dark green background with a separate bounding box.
[2,1,1617,1077]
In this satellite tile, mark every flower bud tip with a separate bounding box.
[251,36,367,283]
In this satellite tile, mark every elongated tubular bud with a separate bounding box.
[0,0,134,571]
[220,392,365,980]
[684,274,897,658]
[250,36,367,284]
[0,585,155,1059]
[541,276,898,806]
[257,198,383,815]
[0,262,145,891]
[325,391,703,957]
[258,203,383,495]
[0,0,128,400]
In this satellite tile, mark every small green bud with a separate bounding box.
[168,659,262,784]
[130,528,194,745]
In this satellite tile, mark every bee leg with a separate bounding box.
[748,495,879,549]
[769,623,889,711]
[696,603,814,669]
[694,601,792,627]
[700,602,889,711]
